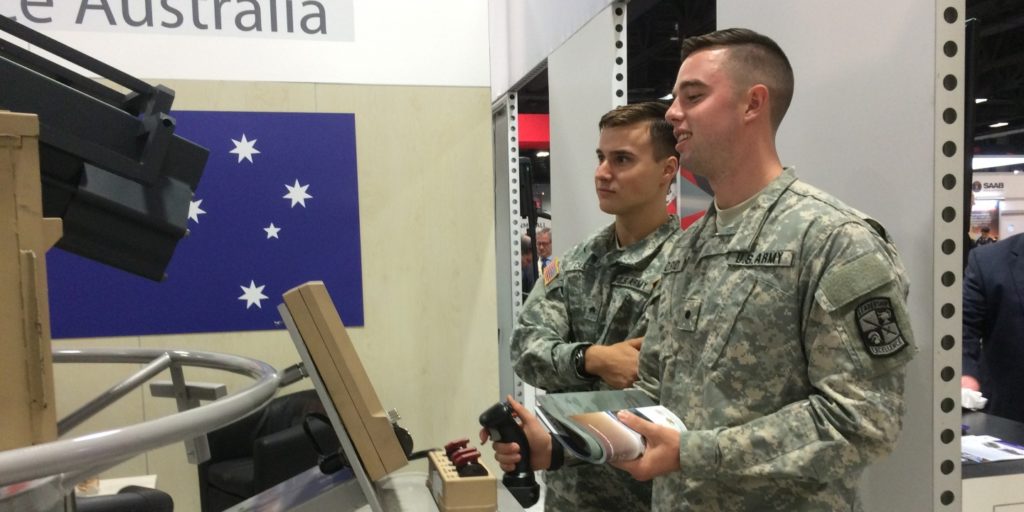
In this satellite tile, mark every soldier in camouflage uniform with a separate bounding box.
[511,101,682,512]
[611,29,917,511]
[492,28,916,512]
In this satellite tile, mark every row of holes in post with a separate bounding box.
[508,95,522,308]
[936,4,962,508]
[614,4,625,99]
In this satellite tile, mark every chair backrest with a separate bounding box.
[256,389,326,435]
[204,389,324,462]
[76,485,174,512]
[199,389,338,511]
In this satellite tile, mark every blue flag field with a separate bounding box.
[46,111,364,338]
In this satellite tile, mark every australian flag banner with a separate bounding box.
[46,111,364,338]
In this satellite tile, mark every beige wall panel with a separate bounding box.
[110,80,318,112]
[313,83,499,449]
[51,82,497,510]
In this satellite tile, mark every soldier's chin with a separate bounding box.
[597,201,618,215]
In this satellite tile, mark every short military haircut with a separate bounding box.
[680,28,794,131]
[598,101,678,161]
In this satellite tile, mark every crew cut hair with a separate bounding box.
[680,28,794,131]
[598,101,678,161]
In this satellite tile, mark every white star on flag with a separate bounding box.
[238,280,268,309]
[188,199,206,223]
[283,180,313,208]
[230,134,261,163]
[264,223,281,239]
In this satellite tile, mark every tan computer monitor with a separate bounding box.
[280,281,407,483]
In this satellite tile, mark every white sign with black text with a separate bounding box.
[4,0,352,41]
[1,0,489,87]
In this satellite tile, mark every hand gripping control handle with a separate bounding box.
[479,401,540,508]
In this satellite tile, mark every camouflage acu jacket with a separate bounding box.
[636,168,917,511]
[513,215,681,392]
[512,215,680,512]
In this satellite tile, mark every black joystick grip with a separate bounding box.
[479,401,540,508]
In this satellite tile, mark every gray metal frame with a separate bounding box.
[934,1,966,508]
[491,0,631,414]
[0,348,278,502]
[493,91,528,404]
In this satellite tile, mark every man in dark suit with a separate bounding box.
[536,227,553,271]
[977,226,998,246]
[520,234,537,294]
[963,232,1024,423]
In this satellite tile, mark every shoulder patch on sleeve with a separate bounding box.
[543,258,560,286]
[855,297,908,357]
[815,252,896,312]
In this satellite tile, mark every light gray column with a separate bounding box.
[717,1,962,510]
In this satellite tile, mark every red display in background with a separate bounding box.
[680,210,706,228]
[676,168,711,229]
[519,114,549,150]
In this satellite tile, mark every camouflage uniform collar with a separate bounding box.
[589,214,679,267]
[688,167,798,254]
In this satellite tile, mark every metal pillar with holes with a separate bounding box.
[493,92,528,405]
[493,3,629,413]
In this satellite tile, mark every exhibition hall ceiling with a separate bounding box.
[518,0,1024,164]
[968,0,1024,161]
[516,0,708,115]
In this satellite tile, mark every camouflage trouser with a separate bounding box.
[543,463,652,512]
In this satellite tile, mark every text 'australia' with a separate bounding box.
[5,1,353,41]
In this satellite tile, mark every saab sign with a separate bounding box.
[973,180,1005,192]
[3,0,353,41]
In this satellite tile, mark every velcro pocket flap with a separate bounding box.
[814,252,896,312]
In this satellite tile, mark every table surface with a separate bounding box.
[962,411,1024,479]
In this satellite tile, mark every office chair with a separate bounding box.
[197,389,339,511]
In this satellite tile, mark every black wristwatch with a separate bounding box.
[571,343,597,380]
[549,433,565,471]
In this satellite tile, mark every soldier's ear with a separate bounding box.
[743,84,770,125]
[661,156,678,186]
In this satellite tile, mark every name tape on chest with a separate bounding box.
[611,274,653,293]
[855,297,908,357]
[729,250,794,267]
